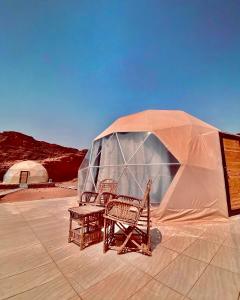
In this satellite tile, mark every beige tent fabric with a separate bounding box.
[96,110,228,222]
[3,160,48,184]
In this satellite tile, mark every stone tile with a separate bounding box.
[56,243,104,274]
[28,217,66,229]
[0,243,51,279]
[7,275,77,300]
[203,224,231,239]
[56,253,89,275]
[188,265,240,300]
[123,245,178,276]
[79,265,152,300]
[0,223,32,237]
[162,235,197,253]
[223,233,240,250]
[155,226,177,244]
[66,253,127,290]
[0,216,25,227]
[130,278,184,300]
[37,221,69,230]
[0,203,21,215]
[179,225,205,238]
[198,231,225,244]
[0,230,39,255]
[19,209,54,221]
[0,263,60,300]
[69,296,81,300]
[156,254,207,295]
[211,245,240,274]
[42,235,70,252]
[0,226,25,237]
[33,228,68,242]
[31,221,68,233]
[0,203,20,210]
[29,216,69,229]
[229,221,240,235]
[183,239,220,263]
[67,276,85,295]
[49,243,81,262]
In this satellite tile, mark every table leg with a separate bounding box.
[79,218,84,250]
[68,214,72,243]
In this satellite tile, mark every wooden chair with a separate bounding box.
[79,179,118,206]
[103,180,152,256]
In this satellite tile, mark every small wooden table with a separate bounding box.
[68,206,105,250]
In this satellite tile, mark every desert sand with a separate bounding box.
[0,187,77,202]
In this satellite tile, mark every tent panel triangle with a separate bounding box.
[129,133,179,165]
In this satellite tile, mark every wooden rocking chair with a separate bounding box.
[79,179,118,206]
[103,180,152,256]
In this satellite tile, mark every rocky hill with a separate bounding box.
[0,131,87,182]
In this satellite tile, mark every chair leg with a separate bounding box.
[133,227,152,256]
[103,218,109,253]
[103,218,114,253]
[117,226,134,254]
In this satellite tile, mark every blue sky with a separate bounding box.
[0,0,239,148]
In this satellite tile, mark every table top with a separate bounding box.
[68,205,105,217]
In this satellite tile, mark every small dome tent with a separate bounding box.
[3,160,48,184]
[78,110,239,222]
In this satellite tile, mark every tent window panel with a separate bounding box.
[92,166,124,192]
[91,139,102,166]
[152,165,180,203]
[117,168,143,199]
[128,165,160,197]
[78,168,89,194]
[91,134,116,167]
[99,134,124,166]
[79,150,91,169]
[129,133,179,165]
[128,164,179,203]
[83,168,96,192]
[117,132,149,163]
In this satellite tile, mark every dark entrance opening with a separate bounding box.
[19,171,29,184]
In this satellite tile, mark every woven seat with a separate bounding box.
[79,178,118,206]
[103,180,152,256]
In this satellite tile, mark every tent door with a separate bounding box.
[19,171,29,184]
[220,132,240,216]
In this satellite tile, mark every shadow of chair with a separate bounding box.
[150,228,162,251]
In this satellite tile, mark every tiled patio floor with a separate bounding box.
[0,196,240,300]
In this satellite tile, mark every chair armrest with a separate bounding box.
[107,199,141,209]
[116,194,141,204]
[80,191,98,205]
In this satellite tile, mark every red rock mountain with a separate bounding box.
[0,131,87,182]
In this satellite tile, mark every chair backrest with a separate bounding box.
[97,179,118,194]
[105,179,152,225]
[140,179,152,210]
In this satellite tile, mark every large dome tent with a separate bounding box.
[78,110,240,222]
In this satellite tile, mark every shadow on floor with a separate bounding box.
[151,228,162,250]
